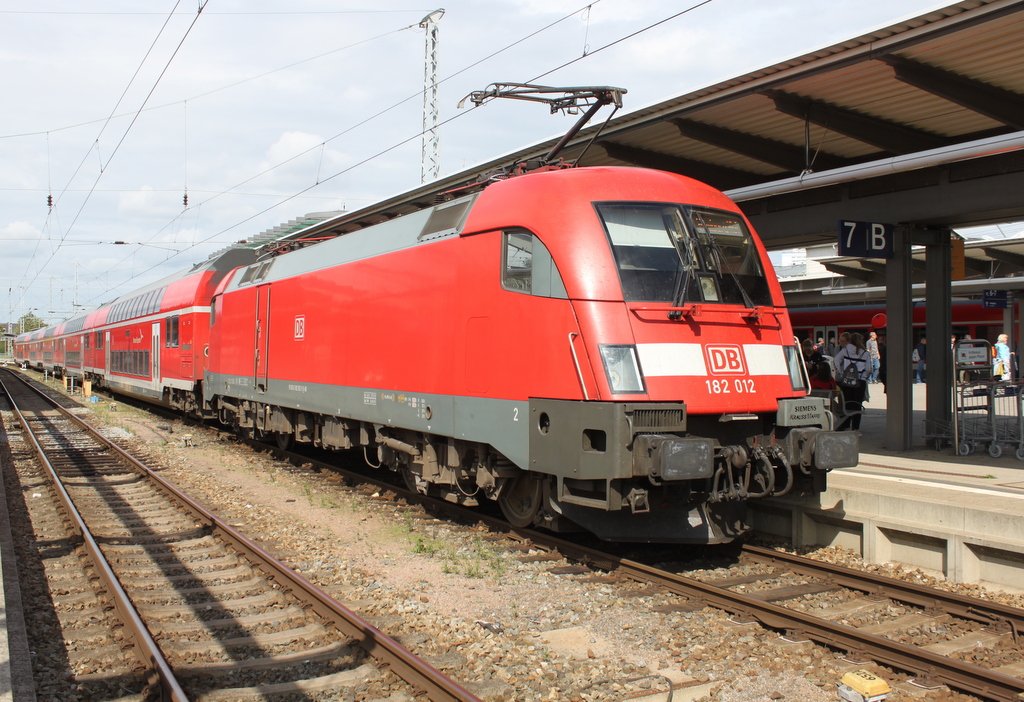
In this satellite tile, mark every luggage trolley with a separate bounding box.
[989,380,1024,460]
[951,339,998,456]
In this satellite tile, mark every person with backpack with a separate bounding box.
[833,332,872,431]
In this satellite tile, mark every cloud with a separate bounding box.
[117,185,184,219]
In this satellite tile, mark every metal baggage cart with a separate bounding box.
[989,380,1024,460]
[950,340,998,457]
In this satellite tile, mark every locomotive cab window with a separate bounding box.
[501,230,567,299]
[595,202,773,307]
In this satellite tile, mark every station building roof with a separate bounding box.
[780,233,1024,304]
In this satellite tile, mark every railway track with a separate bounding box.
[12,369,1024,701]
[0,368,481,702]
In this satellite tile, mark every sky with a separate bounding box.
[0,0,962,327]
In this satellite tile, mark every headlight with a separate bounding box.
[600,344,646,394]
[783,345,807,392]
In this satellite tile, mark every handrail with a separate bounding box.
[568,332,589,400]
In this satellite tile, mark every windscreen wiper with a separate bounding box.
[693,218,756,310]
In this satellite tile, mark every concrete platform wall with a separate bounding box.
[749,473,1024,592]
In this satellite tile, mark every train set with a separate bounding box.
[13,165,858,543]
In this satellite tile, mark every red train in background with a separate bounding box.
[790,299,1016,346]
[13,248,257,410]
[15,165,857,544]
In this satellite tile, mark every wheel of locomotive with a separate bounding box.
[498,473,543,528]
[402,466,421,494]
[275,431,292,451]
[989,442,1002,458]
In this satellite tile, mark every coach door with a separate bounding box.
[152,322,161,382]
[254,285,271,393]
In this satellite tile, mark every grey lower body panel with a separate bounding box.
[205,372,531,468]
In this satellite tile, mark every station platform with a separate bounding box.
[0,446,33,701]
[752,383,1024,591]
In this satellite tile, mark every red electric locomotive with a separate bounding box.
[205,166,857,543]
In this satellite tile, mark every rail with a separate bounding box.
[0,369,482,702]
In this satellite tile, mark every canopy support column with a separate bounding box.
[922,228,952,444]
[886,227,914,451]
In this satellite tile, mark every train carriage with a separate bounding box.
[13,248,256,412]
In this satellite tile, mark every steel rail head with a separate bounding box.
[741,544,1024,628]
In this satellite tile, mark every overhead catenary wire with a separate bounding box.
[44,1,718,312]
[0,24,417,141]
[72,0,606,302]
[71,2,608,307]
[11,0,192,316]
[18,1,210,299]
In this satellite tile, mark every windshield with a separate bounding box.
[595,202,773,306]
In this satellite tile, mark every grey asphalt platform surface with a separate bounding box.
[855,381,1024,485]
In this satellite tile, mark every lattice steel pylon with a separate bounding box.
[420,9,444,183]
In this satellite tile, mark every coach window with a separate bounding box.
[165,315,179,348]
[501,230,567,299]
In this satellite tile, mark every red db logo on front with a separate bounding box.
[705,345,745,374]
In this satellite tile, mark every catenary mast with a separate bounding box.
[420,10,444,183]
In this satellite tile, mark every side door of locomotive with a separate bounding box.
[254,285,271,393]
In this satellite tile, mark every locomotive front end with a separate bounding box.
[508,170,859,543]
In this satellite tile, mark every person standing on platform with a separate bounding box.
[994,333,1012,381]
[866,331,880,383]
[878,332,887,392]
[802,338,823,374]
[834,332,871,431]
[825,334,839,358]
[914,337,927,383]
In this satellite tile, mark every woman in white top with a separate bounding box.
[994,333,1012,381]
[833,332,872,431]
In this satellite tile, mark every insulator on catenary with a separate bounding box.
[183,193,189,207]
[47,194,53,207]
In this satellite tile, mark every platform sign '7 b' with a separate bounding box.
[838,220,894,259]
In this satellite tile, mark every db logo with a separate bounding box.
[705,344,745,374]
[294,315,305,340]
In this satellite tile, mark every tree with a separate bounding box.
[17,312,46,334]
